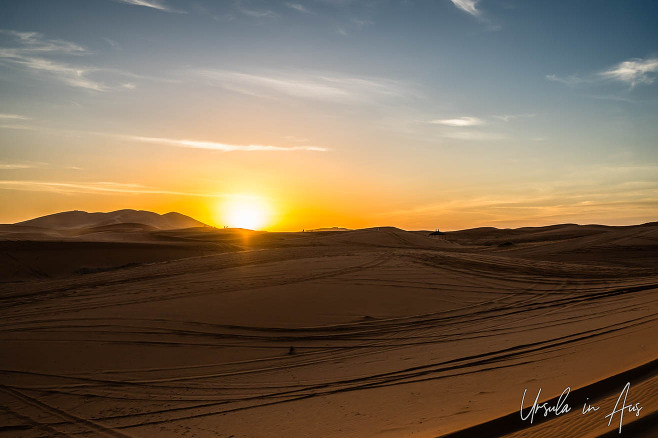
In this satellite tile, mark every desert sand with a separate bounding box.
[1,212,657,437]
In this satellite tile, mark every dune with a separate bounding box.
[0,216,656,437]
[445,224,612,246]
[494,222,658,268]
[307,227,351,232]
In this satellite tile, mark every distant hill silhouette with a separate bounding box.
[15,209,209,230]
[307,227,351,232]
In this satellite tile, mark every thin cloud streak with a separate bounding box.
[114,0,185,13]
[494,113,535,122]
[430,116,484,127]
[0,113,30,120]
[285,3,311,13]
[450,0,480,17]
[545,73,584,86]
[0,30,87,55]
[0,180,226,197]
[547,56,658,89]
[0,30,146,91]
[235,2,278,18]
[192,69,410,103]
[6,56,107,91]
[0,163,46,169]
[584,94,635,103]
[0,124,40,130]
[130,136,328,152]
[0,30,104,90]
[378,175,658,228]
[0,125,325,152]
[599,57,658,87]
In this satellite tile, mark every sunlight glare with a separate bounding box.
[219,196,271,230]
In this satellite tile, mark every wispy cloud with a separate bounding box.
[584,94,635,103]
[192,69,410,103]
[0,180,224,197]
[0,113,30,120]
[5,56,107,91]
[0,30,87,55]
[103,38,120,49]
[427,116,505,140]
[285,2,311,13]
[547,56,658,89]
[351,18,373,29]
[599,57,658,88]
[0,123,38,130]
[545,73,585,87]
[114,0,185,13]
[430,116,484,127]
[0,30,144,91]
[493,113,535,122]
[0,162,47,169]
[0,125,324,153]
[336,17,373,36]
[378,165,658,228]
[197,70,348,100]
[129,135,328,152]
[0,30,103,90]
[450,0,480,17]
[235,1,277,18]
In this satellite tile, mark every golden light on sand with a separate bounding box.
[219,196,271,230]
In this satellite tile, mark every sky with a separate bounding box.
[1,0,657,231]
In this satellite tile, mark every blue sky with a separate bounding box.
[0,0,657,229]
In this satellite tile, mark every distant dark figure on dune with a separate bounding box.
[429,229,446,239]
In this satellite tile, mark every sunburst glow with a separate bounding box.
[219,196,271,230]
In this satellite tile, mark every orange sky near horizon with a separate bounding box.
[1,116,656,231]
[1,1,657,231]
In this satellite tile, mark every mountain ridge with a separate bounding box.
[14,209,209,230]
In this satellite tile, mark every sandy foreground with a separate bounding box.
[0,224,657,437]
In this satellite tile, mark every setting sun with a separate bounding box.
[219,196,272,230]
